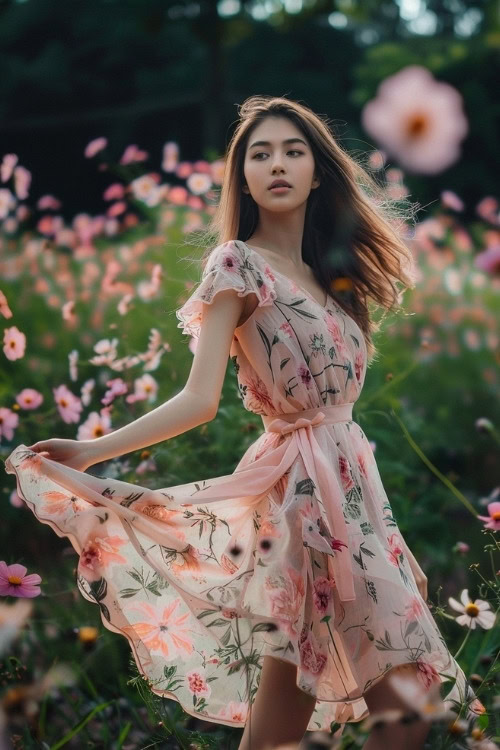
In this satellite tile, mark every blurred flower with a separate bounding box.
[453,541,470,555]
[0,290,13,319]
[0,188,16,219]
[119,144,148,165]
[162,141,179,173]
[9,489,24,508]
[476,196,499,225]
[80,378,95,407]
[107,200,127,218]
[0,407,19,442]
[126,373,159,404]
[390,671,456,723]
[186,172,212,196]
[475,417,494,434]
[53,384,83,423]
[441,190,464,212]
[76,410,112,441]
[13,166,31,200]
[0,562,41,598]
[0,598,33,655]
[84,137,107,158]
[477,501,500,531]
[0,153,18,182]
[15,388,43,410]
[361,65,468,174]
[474,245,500,275]
[103,183,125,201]
[37,194,62,210]
[76,625,99,645]
[448,589,496,629]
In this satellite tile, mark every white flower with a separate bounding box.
[448,589,496,630]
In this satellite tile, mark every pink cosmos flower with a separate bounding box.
[0,561,42,598]
[477,501,500,531]
[441,190,464,212]
[15,388,43,410]
[103,183,125,201]
[361,65,468,175]
[52,384,83,424]
[3,326,26,361]
[76,410,112,441]
[476,196,499,225]
[37,194,62,210]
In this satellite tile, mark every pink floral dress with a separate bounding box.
[4,239,480,731]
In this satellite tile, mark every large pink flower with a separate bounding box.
[361,65,468,175]
[123,599,195,660]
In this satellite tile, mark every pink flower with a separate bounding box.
[186,669,211,697]
[162,141,179,173]
[79,534,128,579]
[476,196,499,225]
[338,454,354,492]
[119,144,148,165]
[13,165,31,200]
[15,388,42,411]
[0,407,19,442]
[441,190,464,212]
[0,290,13,319]
[477,501,500,531]
[404,595,424,621]
[0,561,42,598]
[415,660,441,691]
[361,65,468,175]
[53,384,83,424]
[3,326,26,361]
[1,153,18,182]
[107,201,127,218]
[37,194,62,210]
[474,245,500,275]
[84,137,107,158]
[103,183,125,201]
[387,534,405,567]
[312,576,334,614]
[299,629,327,675]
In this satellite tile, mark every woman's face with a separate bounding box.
[242,116,319,214]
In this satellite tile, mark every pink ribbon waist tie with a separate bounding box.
[260,403,356,602]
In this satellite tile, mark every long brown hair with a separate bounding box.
[185,94,419,363]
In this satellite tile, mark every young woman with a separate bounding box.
[5,95,481,750]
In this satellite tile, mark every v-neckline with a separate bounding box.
[239,240,331,310]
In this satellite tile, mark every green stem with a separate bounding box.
[453,626,472,661]
[390,408,478,517]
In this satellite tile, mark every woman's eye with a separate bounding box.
[253,150,303,159]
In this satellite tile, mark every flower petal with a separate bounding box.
[448,596,465,613]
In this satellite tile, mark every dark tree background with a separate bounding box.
[0,0,497,221]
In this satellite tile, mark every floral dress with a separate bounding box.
[4,239,481,732]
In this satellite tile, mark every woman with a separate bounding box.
[4,95,481,750]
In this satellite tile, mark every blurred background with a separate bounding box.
[0,1,499,748]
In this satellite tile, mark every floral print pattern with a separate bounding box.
[4,240,481,730]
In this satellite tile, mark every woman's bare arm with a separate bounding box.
[85,289,248,463]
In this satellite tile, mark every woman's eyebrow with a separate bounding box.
[248,137,308,149]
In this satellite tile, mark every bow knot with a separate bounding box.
[266,411,326,436]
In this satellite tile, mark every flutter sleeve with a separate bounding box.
[175,240,277,338]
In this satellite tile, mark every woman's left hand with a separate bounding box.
[27,438,95,472]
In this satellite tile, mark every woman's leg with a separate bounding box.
[362,664,432,750]
[238,655,317,750]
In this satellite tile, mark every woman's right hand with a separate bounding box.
[27,438,97,472]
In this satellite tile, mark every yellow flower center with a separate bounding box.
[465,603,479,617]
[492,511,500,520]
[8,576,23,585]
